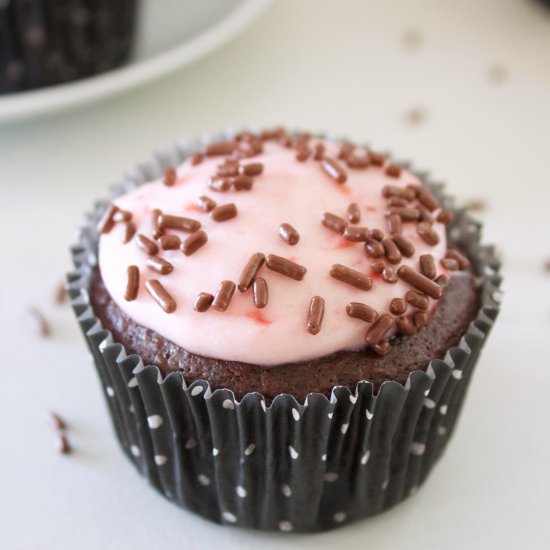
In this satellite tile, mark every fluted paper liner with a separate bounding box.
[68,130,502,532]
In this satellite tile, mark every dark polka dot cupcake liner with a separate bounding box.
[67,130,502,532]
[0,0,138,94]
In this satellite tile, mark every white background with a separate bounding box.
[1,1,549,549]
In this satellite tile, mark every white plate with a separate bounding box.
[0,0,270,123]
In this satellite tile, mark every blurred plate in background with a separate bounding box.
[0,0,270,123]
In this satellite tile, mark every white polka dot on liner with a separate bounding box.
[439,405,448,415]
[349,395,357,404]
[191,385,204,396]
[452,370,463,380]
[127,377,138,388]
[333,512,347,523]
[154,455,167,466]
[424,398,435,409]
[437,426,447,436]
[198,474,211,486]
[222,511,237,523]
[279,521,293,532]
[292,408,300,421]
[130,445,140,457]
[321,454,327,461]
[366,409,373,420]
[341,423,349,434]
[212,448,219,456]
[222,399,235,410]
[281,484,292,497]
[106,386,114,397]
[236,486,247,498]
[410,442,426,456]
[147,415,163,429]
[288,446,299,460]
[361,450,370,465]
[244,444,256,456]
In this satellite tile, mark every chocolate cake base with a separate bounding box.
[90,270,480,402]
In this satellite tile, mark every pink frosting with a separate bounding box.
[99,141,448,365]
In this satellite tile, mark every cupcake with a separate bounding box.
[69,128,501,532]
[0,0,139,94]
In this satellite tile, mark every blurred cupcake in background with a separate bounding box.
[0,0,139,94]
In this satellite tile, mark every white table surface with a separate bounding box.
[1,1,549,549]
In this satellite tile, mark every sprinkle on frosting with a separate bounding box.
[306,296,325,335]
[98,128,471,363]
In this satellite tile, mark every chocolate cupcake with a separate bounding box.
[0,0,139,94]
[69,128,501,532]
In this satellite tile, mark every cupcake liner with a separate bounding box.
[0,0,139,94]
[68,130,502,532]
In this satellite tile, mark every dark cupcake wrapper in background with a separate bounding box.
[68,130,502,532]
[0,0,138,94]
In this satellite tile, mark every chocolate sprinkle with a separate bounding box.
[321,212,348,234]
[306,296,325,335]
[122,221,136,244]
[386,213,402,235]
[365,314,394,345]
[197,195,217,213]
[158,234,181,250]
[392,234,415,257]
[417,189,440,212]
[145,280,176,313]
[413,311,429,328]
[241,162,264,176]
[194,292,214,312]
[369,151,385,166]
[48,411,66,431]
[396,316,416,336]
[181,230,208,256]
[445,249,471,270]
[97,204,118,234]
[419,254,436,279]
[390,298,408,315]
[26,307,50,337]
[371,340,391,356]
[371,260,386,274]
[382,238,402,264]
[205,141,237,156]
[385,164,402,178]
[56,433,71,455]
[344,226,370,242]
[211,203,238,222]
[209,177,231,192]
[146,255,173,275]
[279,223,300,245]
[253,277,269,308]
[266,254,307,281]
[369,228,385,242]
[163,167,177,186]
[382,267,398,284]
[387,207,421,221]
[398,265,442,299]
[347,202,361,223]
[437,209,454,224]
[364,238,385,258]
[346,302,378,323]
[405,289,429,310]
[417,221,440,245]
[212,280,236,312]
[321,157,347,184]
[441,257,460,271]
[233,175,254,191]
[124,265,140,301]
[135,234,159,255]
[238,253,266,292]
[159,214,201,233]
[330,264,372,290]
